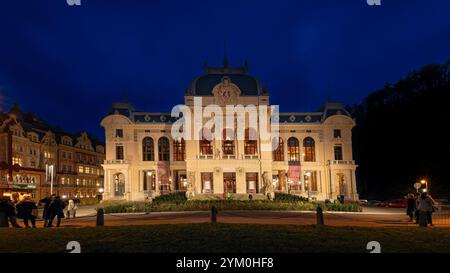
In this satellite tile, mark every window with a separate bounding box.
[334,129,342,138]
[222,129,235,155]
[143,171,155,191]
[12,157,22,166]
[116,129,123,138]
[116,145,124,160]
[201,172,213,194]
[158,137,170,161]
[303,137,316,162]
[244,128,257,155]
[287,137,300,162]
[142,137,155,161]
[173,138,185,161]
[246,173,258,194]
[199,129,213,155]
[334,145,343,160]
[272,137,284,161]
[305,171,318,192]
[78,166,84,173]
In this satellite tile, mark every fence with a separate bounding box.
[433,205,450,225]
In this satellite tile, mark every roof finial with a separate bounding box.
[223,37,229,68]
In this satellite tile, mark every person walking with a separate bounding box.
[39,195,54,227]
[2,197,21,228]
[406,193,416,222]
[46,196,66,227]
[66,199,78,219]
[417,192,435,227]
[16,196,38,228]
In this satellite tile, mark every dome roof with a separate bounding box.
[186,61,267,96]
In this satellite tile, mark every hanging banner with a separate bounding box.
[157,161,171,189]
[288,165,300,183]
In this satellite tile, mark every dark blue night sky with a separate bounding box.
[1,0,449,139]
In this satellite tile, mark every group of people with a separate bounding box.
[0,194,79,228]
[406,192,436,226]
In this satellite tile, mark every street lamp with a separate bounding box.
[420,179,429,192]
[304,172,311,200]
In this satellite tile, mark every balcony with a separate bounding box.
[104,159,130,164]
[328,160,355,165]
[197,155,214,160]
[242,155,259,160]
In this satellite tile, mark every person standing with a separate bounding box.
[46,196,66,227]
[66,199,78,219]
[406,193,416,222]
[2,197,21,228]
[16,196,37,228]
[39,195,54,227]
[417,192,435,227]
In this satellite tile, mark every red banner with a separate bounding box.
[288,165,300,183]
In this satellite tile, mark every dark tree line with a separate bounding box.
[348,61,450,200]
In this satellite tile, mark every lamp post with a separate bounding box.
[420,179,429,193]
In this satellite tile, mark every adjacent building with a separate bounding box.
[0,105,105,202]
[101,61,359,201]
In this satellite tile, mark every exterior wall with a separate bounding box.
[101,102,359,202]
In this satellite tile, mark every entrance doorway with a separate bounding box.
[223,172,236,193]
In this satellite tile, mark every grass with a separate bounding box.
[1,224,449,253]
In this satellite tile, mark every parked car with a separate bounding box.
[358,199,368,205]
[368,200,382,207]
[378,199,407,208]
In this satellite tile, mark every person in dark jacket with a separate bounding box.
[1,197,21,228]
[46,195,66,227]
[406,193,416,221]
[16,196,37,228]
[39,194,54,227]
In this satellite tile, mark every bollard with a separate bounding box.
[211,205,218,223]
[0,211,8,228]
[316,206,324,225]
[96,208,104,226]
[419,211,428,227]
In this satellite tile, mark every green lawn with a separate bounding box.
[1,224,449,253]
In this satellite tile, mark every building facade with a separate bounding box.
[101,61,358,201]
[0,105,105,202]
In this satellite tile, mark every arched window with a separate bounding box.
[142,137,154,161]
[222,128,235,155]
[199,128,213,155]
[173,138,185,161]
[158,137,170,161]
[303,137,316,162]
[272,137,284,161]
[244,128,257,155]
[287,137,300,162]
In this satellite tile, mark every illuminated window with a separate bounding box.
[12,157,22,166]
[142,137,155,161]
[305,171,318,192]
[199,129,213,155]
[222,129,235,155]
[244,128,257,155]
[78,166,84,173]
[173,138,185,161]
[272,137,284,161]
[158,137,170,161]
[303,137,316,162]
[287,137,300,162]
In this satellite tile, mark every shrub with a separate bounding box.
[274,192,308,202]
[153,191,187,204]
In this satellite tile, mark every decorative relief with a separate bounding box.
[212,76,241,106]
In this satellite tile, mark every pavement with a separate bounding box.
[31,206,446,228]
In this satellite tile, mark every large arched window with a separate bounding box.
[244,128,257,155]
[142,137,154,161]
[222,128,235,155]
[199,128,213,155]
[158,137,170,161]
[287,137,300,162]
[272,137,284,161]
[173,138,185,161]
[303,137,316,162]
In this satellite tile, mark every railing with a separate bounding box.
[222,155,237,159]
[198,154,214,160]
[104,159,130,164]
[242,155,259,160]
[328,160,355,165]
